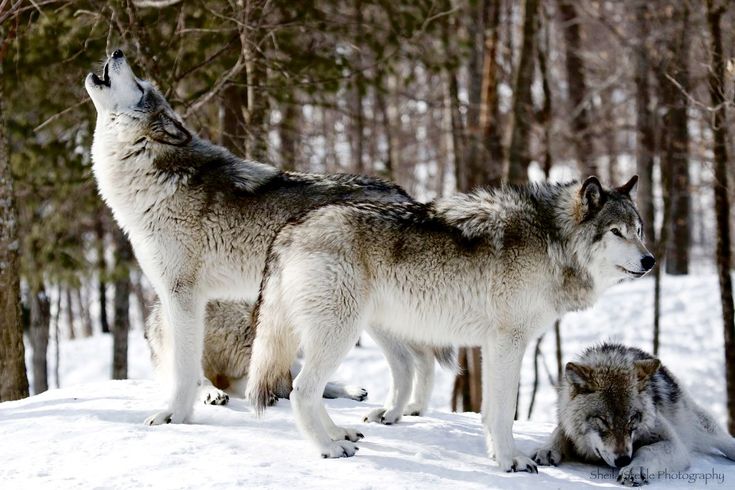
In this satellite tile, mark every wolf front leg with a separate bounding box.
[482,334,538,473]
[532,424,566,466]
[145,288,205,425]
[618,419,689,487]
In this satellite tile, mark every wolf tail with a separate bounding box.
[246,270,300,415]
[433,347,458,372]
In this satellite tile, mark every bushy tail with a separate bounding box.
[433,347,458,373]
[246,295,300,416]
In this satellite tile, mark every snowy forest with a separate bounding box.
[1,0,735,488]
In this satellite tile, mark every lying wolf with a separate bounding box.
[247,176,654,469]
[85,49,451,425]
[145,300,368,404]
[533,343,735,486]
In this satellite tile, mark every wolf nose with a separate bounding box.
[614,455,632,468]
[641,255,655,271]
[112,49,124,59]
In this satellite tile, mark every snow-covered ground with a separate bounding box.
[2,273,735,488]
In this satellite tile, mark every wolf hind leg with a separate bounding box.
[322,381,368,401]
[199,376,230,405]
[403,345,435,416]
[691,405,735,460]
[363,326,413,425]
[291,316,363,458]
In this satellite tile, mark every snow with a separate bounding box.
[3,273,735,488]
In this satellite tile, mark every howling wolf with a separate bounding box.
[247,176,654,471]
[533,343,735,486]
[85,49,452,425]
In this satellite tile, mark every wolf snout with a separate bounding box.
[112,49,124,59]
[641,255,655,271]
[614,455,632,468]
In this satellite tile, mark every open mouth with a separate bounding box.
[90,62,111,87]
[616,266,645,278]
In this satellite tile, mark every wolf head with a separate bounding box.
[570,175,654,289]
[560,357,661,468]
[85,50,191,147]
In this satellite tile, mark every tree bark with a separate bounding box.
[279,98,300,172]
[507,0,539,185]
[463,0,503,190]
[656,2,690,275]
[0,58,29,401]
[706,0,735,434]
[75,287,93,338]
[95,216,110,334]
[111,227,133,380]
[64,288,75,340]
[633,0,656,250]
[558,0,596,177]
[29,286,50,394]
[220,82,247,157]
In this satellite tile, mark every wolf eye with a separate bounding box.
[611,228,623,238]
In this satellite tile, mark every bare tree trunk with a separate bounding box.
[131,271,149,328]
[706,0,735,434]
[112,227,132,380]
[29,286,50,394]
[220,82,247,157]
[507,0,539,185]
[656,2,690,276]
[0,58,28,401]
[53,289,61,389]
[558,0,596,176]
[64,288,75,340]
[634,0,656,251]
[480,0,504,187]
[75,287,93,338]
[463,0,503,189]
[95,216,110,334]
[527,335,544,419]
[279,98,300,172]
[242,2,270,163]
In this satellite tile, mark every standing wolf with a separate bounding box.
[532,343,735,486]
[247,176,654,470]
[85,50,451,425]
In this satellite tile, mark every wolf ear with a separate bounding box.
[565,362,594,392]
[615,175,639,199]
[579,176,604,219]
[148,110,192,146]
[634,359,660,390]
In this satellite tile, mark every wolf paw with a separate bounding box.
[319,440,359,459]
[329,426,365,442]
[202,387,229,406]
[497,454,538,474]
[363,407,402,425]
[532,447,561,466]
[344,385,368,402]
[144,411,173,426]
[403,403,425,417]
[617,465,648,487]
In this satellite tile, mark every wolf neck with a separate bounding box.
[90,118,276,236]
[435,182,600,314]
